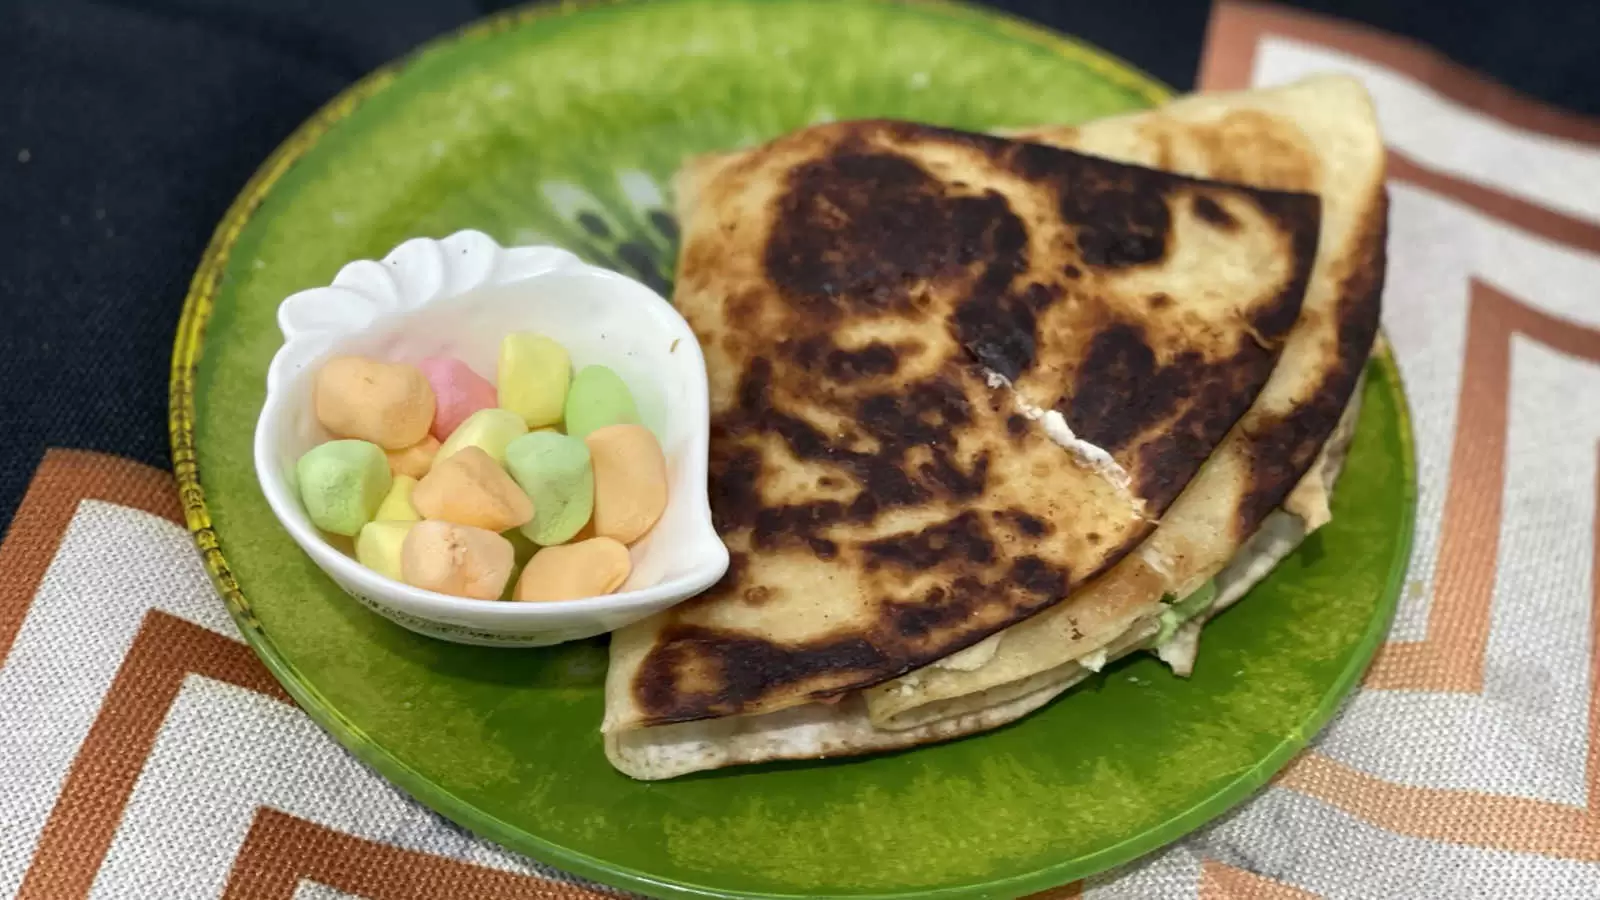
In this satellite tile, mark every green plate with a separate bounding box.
[169,1,1416,897]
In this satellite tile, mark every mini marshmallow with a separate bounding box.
[586,424,668,545]
[314,356,435,449]
[514,537,631,602]
[417,356,497,441]
[401,521,515,600]
[355,520,414,581]
[498,333,570,428]
[564,364,641,440]
[385,435,439,479]
[295,439,392,536]
[374,475,420,522]
[436,408,527,467]
[505,431,594,546]
[412,446,534,532]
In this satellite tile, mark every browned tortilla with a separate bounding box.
[866,74,1388,729]
[603,119,1320,733]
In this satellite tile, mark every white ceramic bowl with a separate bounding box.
[253,230,728,647]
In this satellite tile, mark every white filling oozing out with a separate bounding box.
[983,369,1133,491]
[1078,648,1110,673]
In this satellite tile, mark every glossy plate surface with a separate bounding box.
[171,2,1416,896]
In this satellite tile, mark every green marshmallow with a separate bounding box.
[296,439,392,537]
[563,364,641,440]
[505,431,595,546]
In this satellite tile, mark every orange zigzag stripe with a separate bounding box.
[2,450,606,899]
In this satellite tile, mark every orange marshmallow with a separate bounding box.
[400,521,514,600]
[385,435,440,479]
[412,446,534,532]
[585,424,668,545]
[514,537,632,602]
[314,356,436,450]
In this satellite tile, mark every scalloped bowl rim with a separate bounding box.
[251,231,728,628]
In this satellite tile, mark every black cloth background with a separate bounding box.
[1,0,1596,530]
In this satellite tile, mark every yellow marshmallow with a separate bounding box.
[514,537,632,602]
[412,446,534,532]
[497,333,570,428]
[436,408,527,468]
[374,475,420,522]
[385,435,440,479]
[400,521,514,600]
[585,424,668,545]
[355,520,414,581]
[314,356,435,450]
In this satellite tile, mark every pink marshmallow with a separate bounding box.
[417,357,498,441]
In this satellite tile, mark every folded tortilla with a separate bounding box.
[605,118,1318,737]
[604,412,1357,778]
[603,79,1382,780]
[864,74,1387,730]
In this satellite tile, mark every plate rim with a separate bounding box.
[166,2,1416,897]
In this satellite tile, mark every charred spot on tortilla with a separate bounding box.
[935,207,1036,376]
[824,341,900,379]
[634,625,890,725]
[856,379,973,448]
[997,509,1051,538]
[1063,321,1296,510]
[851,460,924,510]
[1238,191,1387,537]
[863,511,995,571]
[1010,555,1070,597]
[807,537,840,559]
[1122,335,1282,510]
[918,452,990,500]
[780,335,825,368]
[1067,321,1183,452]
[885,574,999,638]
[1192,195,1237,229]
[1245,190,1322,339]
[1051,159,1172,267]
[728,363,996,557]
[752,501,847,551]
[765,151,1021,323]
[707,444,762,532]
